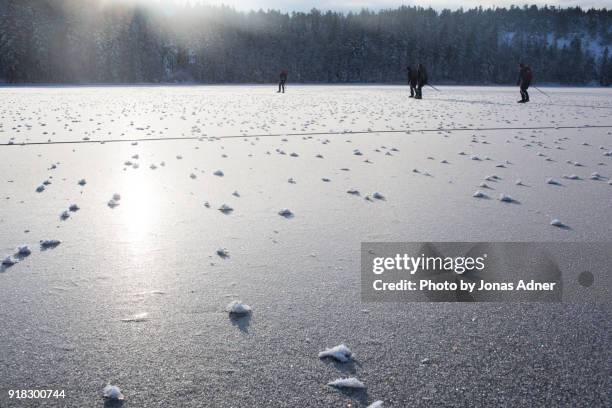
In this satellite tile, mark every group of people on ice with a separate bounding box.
[276,62,533,103]
[406,64,428,99]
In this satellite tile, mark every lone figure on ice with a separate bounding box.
[407,66,418,98]
[517,63,533,103]
[278,70,288,93]
[415,64,428,100]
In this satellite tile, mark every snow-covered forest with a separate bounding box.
[1,0,611,85]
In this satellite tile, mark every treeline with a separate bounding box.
[1,1,611,85]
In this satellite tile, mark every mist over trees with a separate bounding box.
[1,0,611,85]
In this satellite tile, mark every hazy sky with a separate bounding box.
[190,0,612,11]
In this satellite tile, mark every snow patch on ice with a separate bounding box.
[327,377,366,389]
[40,239,61,249]
[103,385,125,401]
[216,248,230,258]
[318,344,353,363]
[226,300,251,315]
[278,208,294,218]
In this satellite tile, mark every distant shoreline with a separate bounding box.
[0,82,608,88]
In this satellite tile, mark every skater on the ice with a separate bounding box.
[407,65,418,97]
[517,63,532,103]
[278,69,288,93]
[415,63,428,99]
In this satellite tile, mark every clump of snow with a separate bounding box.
[103,385,125,401]
[121,312,149,322]
[78,179,86,186]
[226,300,251,315]
[288,177,296,184]
[546,178,560,185]
[108,194,121,208]
[373,192,385,200]
[473,190,487,198]
[278,208,294,218]
[35,185,45,193]
[2,256,16,266]
[551,219,565,227]
[60,210,70,220]
[218,204,233,214]
[40,239,61,249]
[590,172,602,180]
[216,248,230,258]
[327,378,366,389]
[347,189,360,195]
[499,194,514,203]
[563,174,580,180]
[367,402,384,408]
[214,170,224,176]
[232,191,240,197]
[69,204,79,212]
[189,173,197,179]
[318,344,353,362]
[16,245,31,256]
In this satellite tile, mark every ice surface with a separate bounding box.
[0,85,611,407]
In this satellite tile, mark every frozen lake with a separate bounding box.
[0,85,611,407]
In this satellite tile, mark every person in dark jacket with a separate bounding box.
[416,64,428,99]
[407,66,418,97]
[278,70,288,93]
[517,63,533,103]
